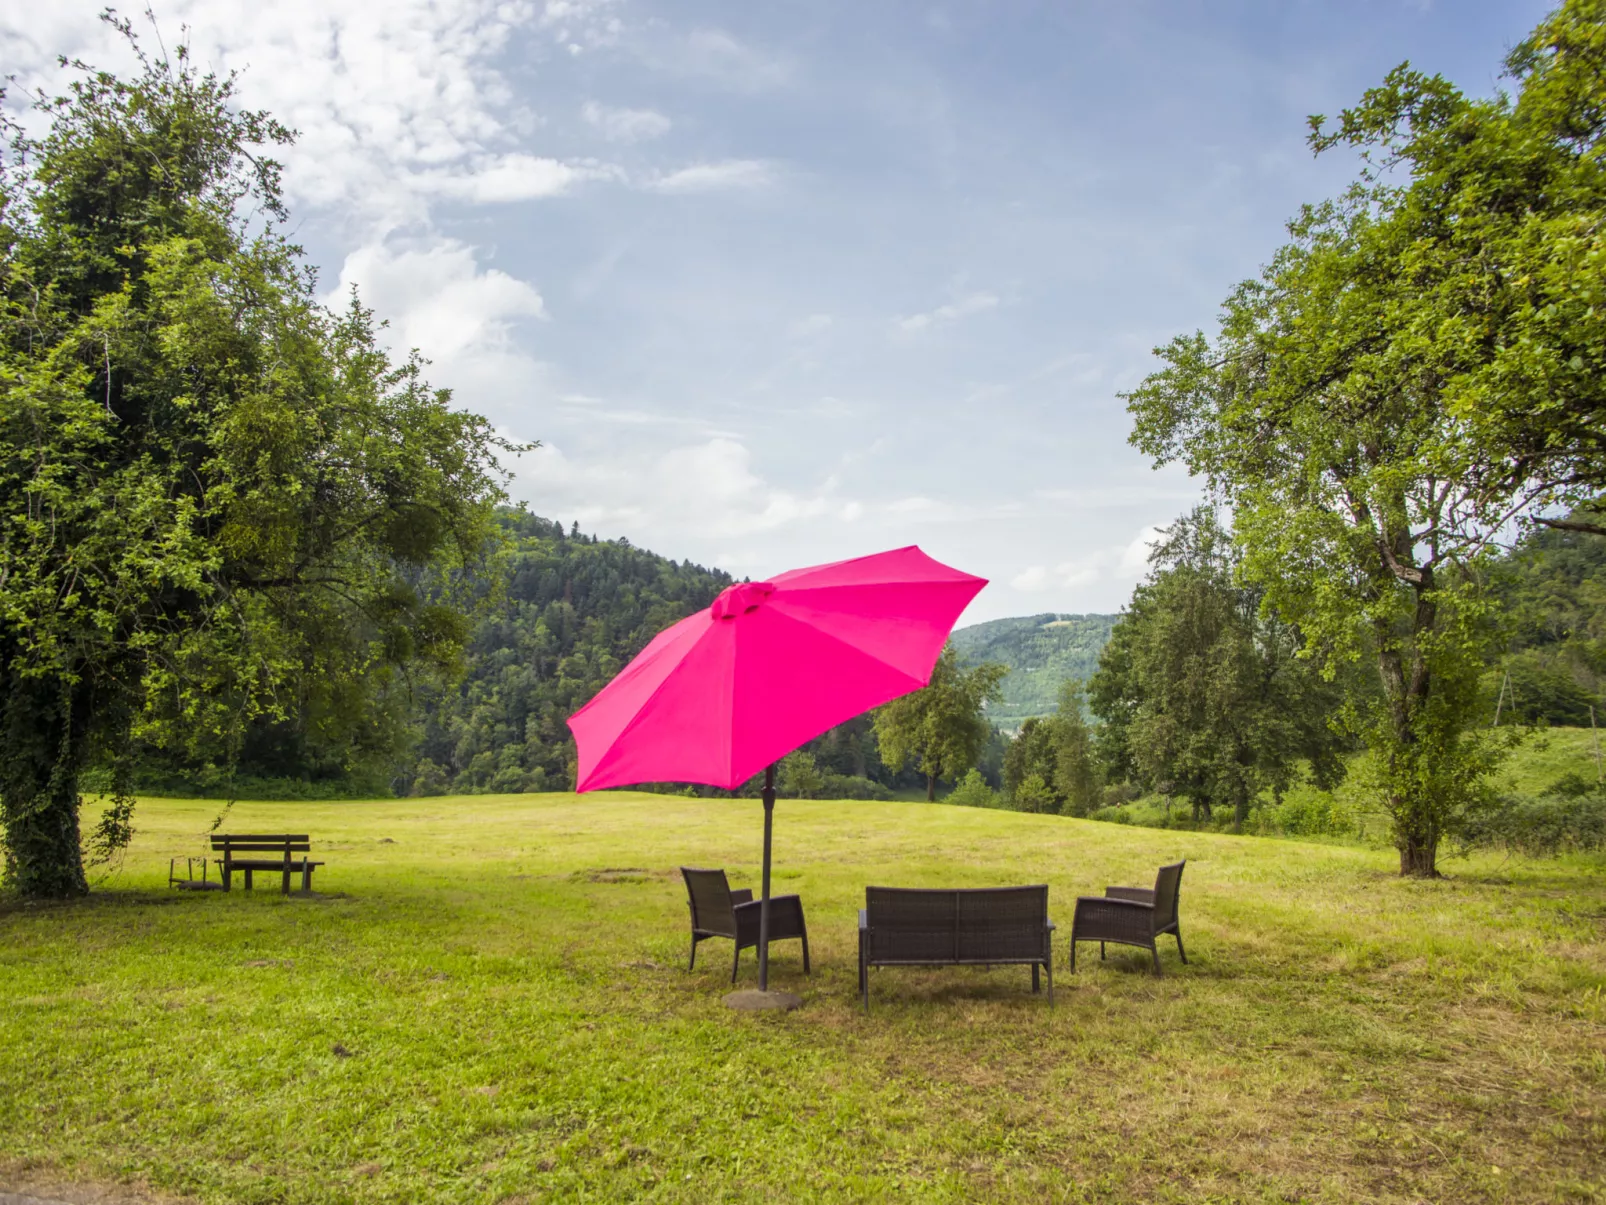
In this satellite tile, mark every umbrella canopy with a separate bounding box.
[568,544,986,1000]
[569,545,986,793]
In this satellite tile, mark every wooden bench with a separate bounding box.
[211,834,324,894]
[858,885,1055,1011]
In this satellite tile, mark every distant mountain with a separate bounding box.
[952,613,1118,728]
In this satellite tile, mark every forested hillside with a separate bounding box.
[951,613,1116,728]
[1489,518,1606,725]
[403,512,732,795]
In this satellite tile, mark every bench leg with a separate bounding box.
[801,927,811,975]
[243,869,253,891]
[731,943,741,985]
[688,934,698,971]
[1175,926,1187,964]
[1151,943,1162,977]
[1046,956,1054,1008]
[301,861,314,893]
[1032,963,1040,993]
[1099,941,1105,960]
[282,864,292,895]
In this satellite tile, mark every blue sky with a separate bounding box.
[2,0,1554,620]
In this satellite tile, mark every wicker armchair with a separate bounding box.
[680,867,810,983]
[1069,860,1187,976]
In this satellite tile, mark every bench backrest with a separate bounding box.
[865,885,1049,964]
[211,835,311,855]
[681,868,738,938]
[1152,860,1185,929]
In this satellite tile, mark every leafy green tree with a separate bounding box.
[1050,680,1101,816]
[1089,510,1347,831]
[777,750,824,799]
[1305,1,1606,529]
[1000,680,1101,815]
[0,31,507,895]
[873,645,1006,801]
[1126,1,1606,872]
[945,768,1000,809]
[1011,773,1054,814]
[1118,3,1606,875]
[1002,718,1056,805]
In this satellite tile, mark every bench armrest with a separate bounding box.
[1077,894,1153,911]
[1105,886,1155,903]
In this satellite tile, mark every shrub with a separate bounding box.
[1458,790,1606,857]
[1088,805,1133,825]
[1011,773,1055,813]
[1260,786,1357,838]
[945,769,1000,809]
[817,772,892,801]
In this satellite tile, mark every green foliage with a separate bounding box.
[0,28,506,896]
[872,644,1006,801]
[777,751,824,799]
[950,613,1117,727]
[1000,679,1102,815]
[1307,0,1606,516]
[1089,510,1348,831]
[406,510,731,795]
[944,767,1000,809]
[1458,784,1606,857]
[1115,0,1606,872]
[1485,510,1606,725]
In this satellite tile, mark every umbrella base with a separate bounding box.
[722,988,802,1012]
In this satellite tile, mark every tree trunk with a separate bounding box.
[926,774,936,802]
[1398,832,1440,878]
[0,677,90,898]
[1365,523,1446,878]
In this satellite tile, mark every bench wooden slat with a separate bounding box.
[210,835,324,895]
[212,843,311,853]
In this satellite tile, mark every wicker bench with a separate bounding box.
[858,885,1055,1011]
[211,834,324,894]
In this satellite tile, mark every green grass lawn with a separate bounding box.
[3,793,1604,1204]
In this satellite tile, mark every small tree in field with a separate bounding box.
[0,26,511,896]
[873,645,1005,801]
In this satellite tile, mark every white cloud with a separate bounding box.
[1012,565,1050,592]
[0,1,613,228]
[1010,525,1165,593]
[897,291,1000,333]
[413,154,611,204]
[510,437,850,544]
[330,238,547,361]
[582,101,672,142]
[649,159,778,194]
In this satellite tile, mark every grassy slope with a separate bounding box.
[2,794,1603,1204]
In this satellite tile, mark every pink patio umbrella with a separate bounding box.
[569,545,986,996]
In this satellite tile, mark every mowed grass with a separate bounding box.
[2,794,1604,1204]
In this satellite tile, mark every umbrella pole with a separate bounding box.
[759,762,775,992]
